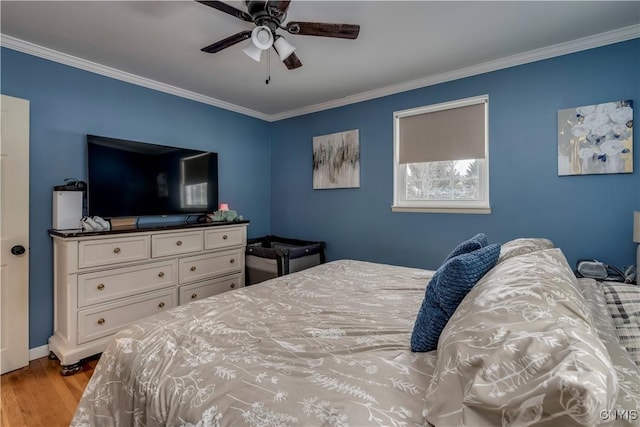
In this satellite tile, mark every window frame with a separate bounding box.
[392,95,491,214]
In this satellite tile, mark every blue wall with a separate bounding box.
[270,39,640,272]
[1,47,271,348]
[2,39,639,350]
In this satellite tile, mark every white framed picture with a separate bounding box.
[312,129,360,189]
[558,100,633,176]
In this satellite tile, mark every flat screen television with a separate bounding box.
[87,135,218,218]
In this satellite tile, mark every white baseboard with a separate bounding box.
[29,344,49,360]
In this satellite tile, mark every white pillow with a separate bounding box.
[498,237,554,263]
[425,248,618,427]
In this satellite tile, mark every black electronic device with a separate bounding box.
[54,179,87,191]
[87,135,219,218]
[575,259,628,282]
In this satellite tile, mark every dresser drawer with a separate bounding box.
[78,236,150,269]
[179,249,244,284]
[77,260,177,308]
[77,290,175,344]
[179,274,242,304]
[152,231,203,258]
[204,226,246,250]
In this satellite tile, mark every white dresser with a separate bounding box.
[49,222,248,374]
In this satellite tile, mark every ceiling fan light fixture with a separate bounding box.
[243,41,263,62]
[251,25,274,50]
[274,36,296,61]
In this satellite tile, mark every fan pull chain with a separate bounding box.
[265,49,271,85]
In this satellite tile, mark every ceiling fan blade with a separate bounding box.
[197,1,253,22]
[266,0,291,18]
[282,52,303,70]
[286,21,360,39]
[201,30,252,53]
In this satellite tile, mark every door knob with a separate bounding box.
[11,245,26,256]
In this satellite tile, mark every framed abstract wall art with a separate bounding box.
[558,100,633,176]
[312,129,360,189]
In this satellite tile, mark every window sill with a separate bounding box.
[391,205,491,214]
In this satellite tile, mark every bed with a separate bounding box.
[71,238,639,426]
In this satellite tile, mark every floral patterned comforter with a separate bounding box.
[72,260,437,427]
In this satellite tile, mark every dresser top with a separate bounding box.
[49,220,250,238]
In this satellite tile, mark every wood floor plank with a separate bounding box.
[29,358,73,426]
[8,364,45,426]
[39,358,80,417]
[1,374,27,427]
[62,374,86,404]
[0,356,96,427]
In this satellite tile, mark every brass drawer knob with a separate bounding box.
[191,293,197,299]
[113,247,121,254]
[158,302,165,308]
[190,266,196,272]
[158,271,165,278]
[229,258,235,264]
[176,240,182,246]
[222,235,228,240]
[97,318,105,325]
[230,283,236,289]
[97,283,105,291]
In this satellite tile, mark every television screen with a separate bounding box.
[87,135,218,218]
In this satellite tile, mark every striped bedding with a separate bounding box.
[601,282,640,367]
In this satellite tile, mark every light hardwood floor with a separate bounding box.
[1,356,97,427]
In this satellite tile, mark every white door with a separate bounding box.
[0,94,30,374]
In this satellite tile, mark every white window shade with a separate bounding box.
[398,102,486,164]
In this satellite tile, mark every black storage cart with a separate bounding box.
[245,235,326,285]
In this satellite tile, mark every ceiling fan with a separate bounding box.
[198,1,360,70]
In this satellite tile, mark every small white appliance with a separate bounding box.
[52,191,83,229]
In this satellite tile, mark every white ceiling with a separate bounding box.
[1,1,639,120]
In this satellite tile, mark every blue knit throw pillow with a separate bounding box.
[411,243,501,352]
[444,233,487,262]
[410,271,449,352]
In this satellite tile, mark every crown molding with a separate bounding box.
[0,34,270,122]
[2,24,638,123]
[270,24,640,121]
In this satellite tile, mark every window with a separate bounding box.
[181,153,209,208]
[392,95,490,214]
